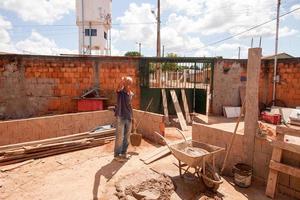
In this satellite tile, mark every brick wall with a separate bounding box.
[192,123,300,199]
[0,110,115,146]
[212,58,300,115]
[0,55,140,120]
[260,58,300,107]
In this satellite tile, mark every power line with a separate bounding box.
[167,6,300,53]
[0,22,157,28]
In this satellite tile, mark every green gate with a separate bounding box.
[139,57,215,115]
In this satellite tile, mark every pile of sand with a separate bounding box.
[115,174,175,200]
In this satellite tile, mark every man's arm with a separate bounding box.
[116,77,125,92]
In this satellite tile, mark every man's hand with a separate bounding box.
[116,77,125,92]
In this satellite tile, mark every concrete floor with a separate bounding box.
[0,129,293,200]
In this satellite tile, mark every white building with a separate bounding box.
[76,0,112,55]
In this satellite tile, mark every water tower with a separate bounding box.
[76,0,112,55]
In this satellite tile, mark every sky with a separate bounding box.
[0,0,299,58]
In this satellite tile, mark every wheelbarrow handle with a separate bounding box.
[175,128,187,142]
[154,131,172,149]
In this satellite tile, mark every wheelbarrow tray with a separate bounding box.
[169,140,224,168]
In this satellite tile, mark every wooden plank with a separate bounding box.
[140,137,191,165]
[161,89,169,123]
[140,146,168,162]
[269,160,300,178]
[181,89,191,123]
[170,90,188,131]
[276,125,300,137]
[0,159,34,172]
[0,129,115,152]
[272,140,300,154]
[265,147,283,198]
[0,138,111,166]
[143,148,170,165]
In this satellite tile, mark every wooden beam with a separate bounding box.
[181,89,191,124]
[265,147,283,198]
[170,90,188,131]
[276,125,300,137]
[0,129,115,152]
[272,140,300,154]
[269,160,300,178]
[161,89,169,123]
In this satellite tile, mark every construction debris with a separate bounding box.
[115,174,175,200]
[0,127,115,166]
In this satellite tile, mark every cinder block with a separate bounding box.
[0,123,9,146]
[290,176,300,191]
[278,173,290,187]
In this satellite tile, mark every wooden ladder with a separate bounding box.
[265,125,300,198]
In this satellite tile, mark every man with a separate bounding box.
[114,76,134,161]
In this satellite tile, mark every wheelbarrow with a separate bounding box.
[154,130,225,191]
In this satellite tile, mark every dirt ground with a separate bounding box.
[0,128,293,200]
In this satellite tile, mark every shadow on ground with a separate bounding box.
[92,159,126,200]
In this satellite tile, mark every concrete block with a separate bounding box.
[261,139,273,155]
[6,121,20,144]
[290,176,300,191]
[278,172,290,187]
[0,123,8,146]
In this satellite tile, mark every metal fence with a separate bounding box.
[140,57,214,90]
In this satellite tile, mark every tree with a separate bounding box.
[124,51,142,57]
[161,53,183,71]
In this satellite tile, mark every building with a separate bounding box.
[262,52,294,60]
[76,0,112,55]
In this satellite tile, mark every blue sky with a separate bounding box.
[0,0,299,58]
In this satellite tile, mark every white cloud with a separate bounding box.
[0,15,18,53]
[163,0,297,38]
[115,3,208,56]
[162,0,203,16]
[117,3,156,47]
[15,31,76,55]
[0,0,75,24]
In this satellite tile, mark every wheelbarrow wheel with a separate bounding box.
[201,163,221,192]
[202,177,220,192]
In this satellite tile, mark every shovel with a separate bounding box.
[130,98,154,146]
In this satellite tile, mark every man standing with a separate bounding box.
[114,76,134,161]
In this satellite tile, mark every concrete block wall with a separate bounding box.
[0,55,140,120]
[192,122,245,175]
[192,123,300,199]
[133,109,164,143]
[212,60,247,115]
[0,110,114,146]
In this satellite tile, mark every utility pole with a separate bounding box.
[162,45,165,57]
[156,0,161,57]
[81,0,85,54]
[238,46,241,59]
[259,36,262,48]
[273,0,281,106]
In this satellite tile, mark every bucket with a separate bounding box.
[233,163,252,188]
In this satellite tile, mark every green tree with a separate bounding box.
[161,53,184,71]
[124,51,142,57]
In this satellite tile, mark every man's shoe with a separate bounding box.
[114,156,127,162]
[120,154,131,160]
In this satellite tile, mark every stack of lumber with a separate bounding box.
[0,128,115,166]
